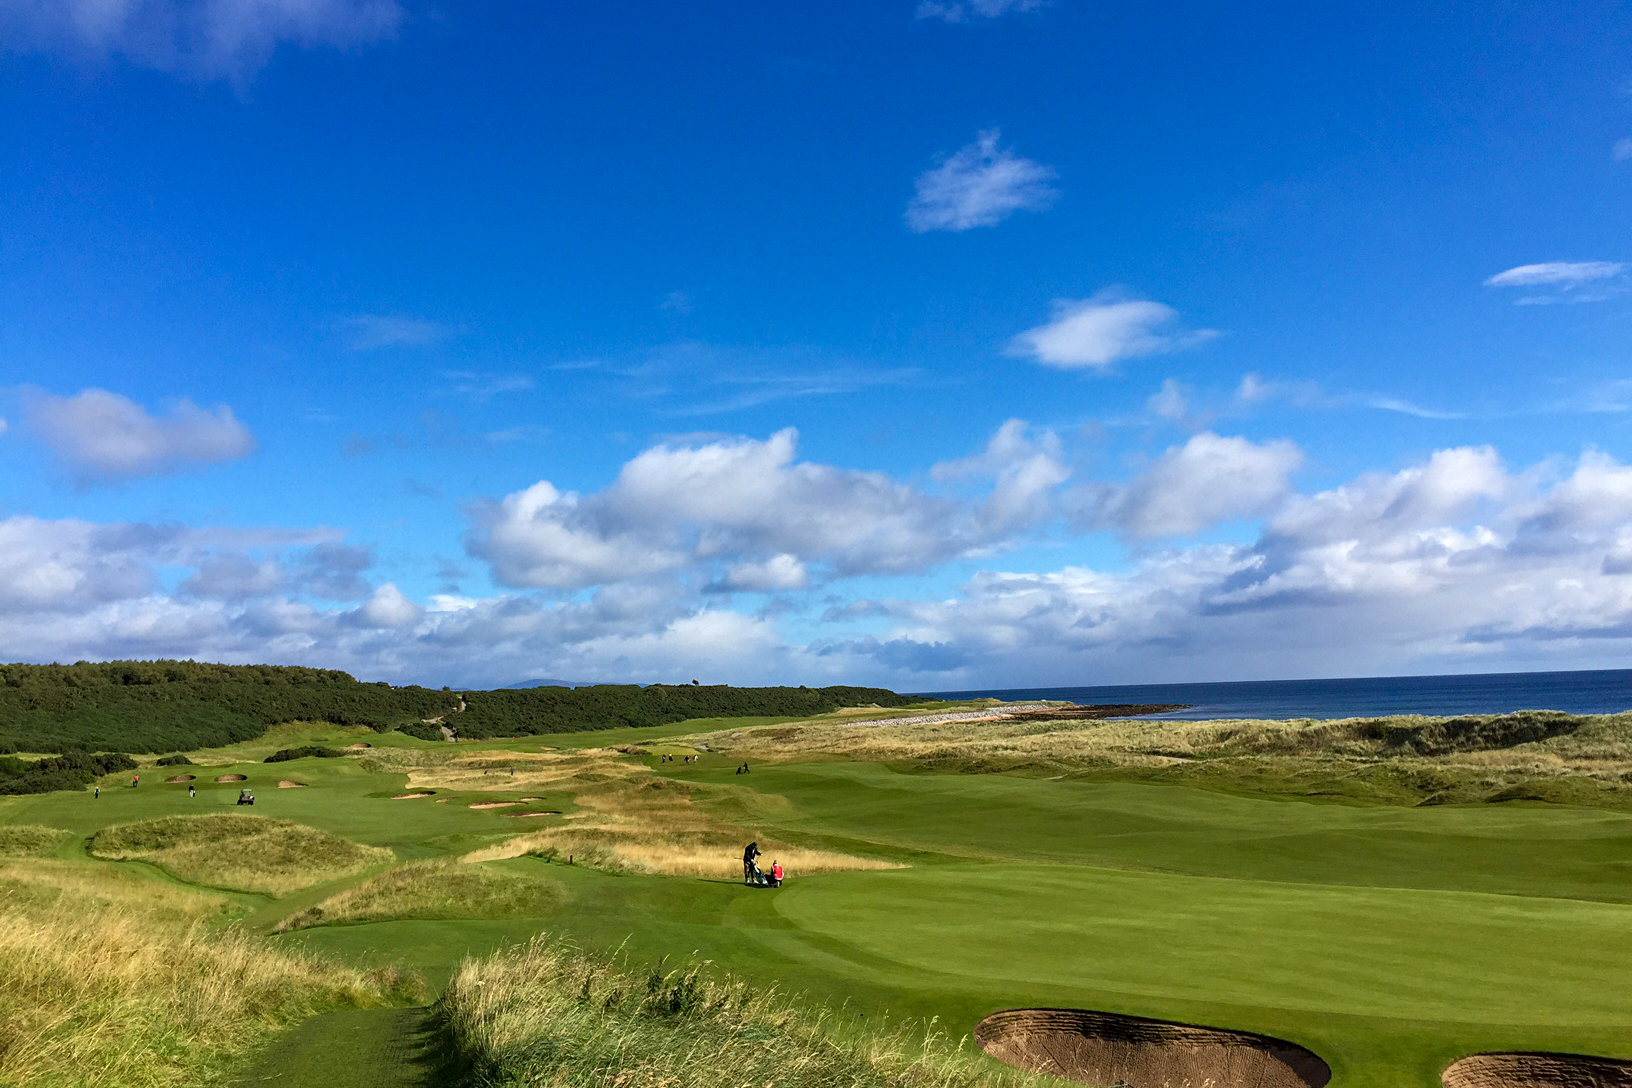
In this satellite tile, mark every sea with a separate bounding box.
[925,668,1632,721]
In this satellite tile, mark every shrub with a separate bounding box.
[155,754,194,766]
[264,746,345,763]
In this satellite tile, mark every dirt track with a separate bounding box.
[975,1008,1330,1088]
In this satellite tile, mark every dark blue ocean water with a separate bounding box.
[926,668,1632,720]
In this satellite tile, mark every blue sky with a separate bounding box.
[3,0,1632,689]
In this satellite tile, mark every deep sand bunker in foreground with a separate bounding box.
[214,774,247,782]
[975,1008,1331,1088]
[1444,1053,1632,1088]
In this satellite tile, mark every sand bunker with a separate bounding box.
[392,791,435,799]
[277,780,307,788]
[519,797,545,802]
[974,1009,1331,1088]
[470,801,524,810]
[347,742,372,749]
[215,774,248,783]
[165,774,196,783]
[504,810,562,818]
[1444,1053,1632,1088]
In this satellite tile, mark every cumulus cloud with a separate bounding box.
[1075,433,1303,539]
[10,443,1632,688]
[916,0,1042,23]
[467,428,1005,590]
[0,0,402,79]
[24,388,254,485]
[831,446,1632,684]
[1008,290,1218,370]
[906,129,1058,232]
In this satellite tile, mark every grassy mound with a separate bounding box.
[437,936,1019,1088]
[88,815,392,896]
[0,825,71,858]
[0,858,425,1088]
[274,859,567,932]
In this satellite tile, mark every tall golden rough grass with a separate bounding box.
[463,766,900,878]
[693,711,1632,791]
[89,814,393,896]
[273,859,567,933]
[0,824,71,857]
[0,860,422,1088]
[438,936,1022,1088]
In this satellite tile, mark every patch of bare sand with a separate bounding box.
[164,775,196,783]
[277,780,307,789]
[504,810,561,818]
[214,774,247,783]
[976,1009,1330,1088]
[1444,1053,1632,1088]
[392,791,434,799]
[469,801,523,810]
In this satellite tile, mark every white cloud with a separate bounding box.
[1484,261,1626,287]
[1077,433,1303,539]
[24,388,254,485]
[0,0,402,79]
[1008,290,1218,369]
[906,129,1057,233]
[468,425,1069,593]
[916,0,1042,23]
[342,314,451,350]
[353,583,422,628]
[833,446,1632,684]
[10,444,1632,688]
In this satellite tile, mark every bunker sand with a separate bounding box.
[1444,1053,1632,1088]
[975,1008,1331,1088]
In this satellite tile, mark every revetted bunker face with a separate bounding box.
[214,774,248,782]
[165,774,196,783]
[1444,1053,1632,1088]
[975,1009,1331,1088]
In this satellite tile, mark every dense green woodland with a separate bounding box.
[447,683,913,740]
[0,661,455,755]
[0,662,914,794]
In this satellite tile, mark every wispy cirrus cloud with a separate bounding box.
[916,0,1043,24]
[1484,261,1629,304]
[0,0,403,80]
[1008,289,1218,370]
[906,129,1057,232]
[340,314,454,350]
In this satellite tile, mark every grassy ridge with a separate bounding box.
[89,814,393,896]
[274,860,568,932]
[437,935,1021,1088]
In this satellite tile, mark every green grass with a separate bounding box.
[7,709,1632,1088]
[437,934,1026,1088]
[0,824,71,857]
[89,814,393,896]
[274,859,567,932]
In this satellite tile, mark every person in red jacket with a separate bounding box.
[770,861,784,887]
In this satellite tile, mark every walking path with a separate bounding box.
[235,1007,444,1088]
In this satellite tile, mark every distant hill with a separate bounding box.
[503,678,602,689]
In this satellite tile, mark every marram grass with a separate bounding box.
[273,858,567,933]
[88,814,393,896]
[437,935,1028,1088]
[0,860,424,1088]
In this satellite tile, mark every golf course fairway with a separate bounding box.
[3,710,1631,1088]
